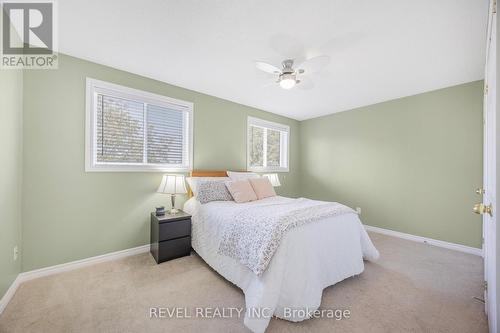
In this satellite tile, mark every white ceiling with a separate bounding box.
[59,0,489,120]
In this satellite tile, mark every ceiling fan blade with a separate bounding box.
[255,61,281,74]
[297,77,314,90]
[297,55,330,75]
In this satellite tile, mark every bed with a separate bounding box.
[183,171,379,333]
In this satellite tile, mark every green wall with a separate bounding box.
[0,69,23,298]
[299,81,484,248]
[15,53,485,274]
[21,54,300,271]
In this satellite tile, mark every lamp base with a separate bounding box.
[167,208,180,215]
[168,194,179,214]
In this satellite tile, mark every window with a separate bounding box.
[85,78,193,172]
[247,117,289,172]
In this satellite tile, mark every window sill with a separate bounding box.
[247,167,290,173]
[85,164,191,173]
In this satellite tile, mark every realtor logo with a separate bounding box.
[1,0,58,69]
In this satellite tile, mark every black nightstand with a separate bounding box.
[150,210,192,264]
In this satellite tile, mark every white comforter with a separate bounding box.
[184,196,379,333]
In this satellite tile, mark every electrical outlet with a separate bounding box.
[356,207,362,215]
[13,246,18,261]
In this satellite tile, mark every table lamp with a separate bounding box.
[263,173,281,187]
[157,174,187,214]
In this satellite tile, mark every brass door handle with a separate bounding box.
[473,203,493,216]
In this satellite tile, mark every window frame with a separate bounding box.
[85,78,194,172]
[247,116,290,172]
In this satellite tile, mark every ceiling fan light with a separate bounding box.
[280,77,296,89]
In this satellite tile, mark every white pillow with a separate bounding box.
[227,171,260,181]
[186,177,230,196]
[183,197,201,215]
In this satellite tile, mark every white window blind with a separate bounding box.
[96,95,145,164]
[247,117,289,172]
[86,78,193,172]
[146,104,186,165]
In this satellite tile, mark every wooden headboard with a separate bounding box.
[187,170,228,198]
[190,170,228,177]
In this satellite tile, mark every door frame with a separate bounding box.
[483,0,497,331]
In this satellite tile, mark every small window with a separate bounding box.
[247,116,289,172]
[85,78,193,172]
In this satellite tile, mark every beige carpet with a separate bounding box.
[0,233,488,333]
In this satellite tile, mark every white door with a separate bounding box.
[479,0,496,331]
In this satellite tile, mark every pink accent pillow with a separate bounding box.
[225,180,258,203]
[249,177,276,200]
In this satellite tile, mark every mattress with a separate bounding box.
[183,196,379,333]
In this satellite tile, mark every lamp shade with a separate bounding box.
[157,174,187,194]
[263,173,281,187]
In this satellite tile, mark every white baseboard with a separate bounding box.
[364,225,483,257]
[0,244,149,315]
[1,228,482,315]
[0,275,22,315]
[19,244,150,282]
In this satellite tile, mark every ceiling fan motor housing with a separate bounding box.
[282,59,295,73]
[278,59,300,86]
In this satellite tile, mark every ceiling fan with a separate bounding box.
[255,55,330,90]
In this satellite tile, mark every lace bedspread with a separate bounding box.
[218,198,356,276]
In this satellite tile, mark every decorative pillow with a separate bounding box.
[227,171,261,181]
[249,177,276,200]
[186,177,230,196]
[196,180,234,204]
[225,180,258,203]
